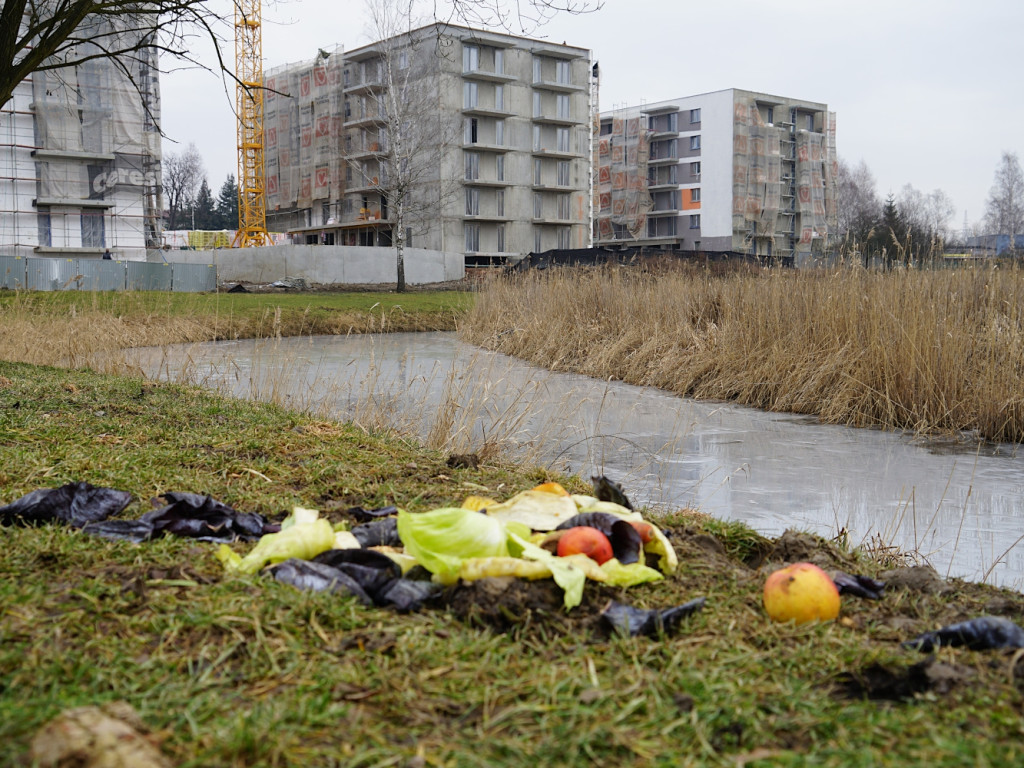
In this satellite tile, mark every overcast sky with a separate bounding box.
[160,0,1022,231]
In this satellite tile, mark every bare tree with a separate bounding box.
[352,0,461,292]
[0,0,231,110]
[163,143,204,231]
[438,0,603,34]
[835,158,880,248]
[984,151,1024,247]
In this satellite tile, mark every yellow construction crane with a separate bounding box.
[232,0,272,247]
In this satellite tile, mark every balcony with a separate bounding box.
[462,68,517,84]
[343,78,384,96]
[531,112,576,126]
[462,104,515,118]
[463,177,511,188]
[531,79,585,93]
[343,112,386,129]
[531,146,579,160]
[462,141,511,153]
[647,154,679,166]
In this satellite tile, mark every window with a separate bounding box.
[463,45,479,72]
[37,207,51,247]
[495,119,505,146]
[496,189,505,217]
[533,91,542,117]
[463,82,478,108]
[690,108,700,123]
[557,193,570,219]
[806,114,814,131]
[691,187,701,202]
[494,84,504,111]
[532,56,542,83]
[556,160,570,186]
[344,99,351,118]
[464,152,479,180]
[496,222,505,252]
[398,50,408,70]
[600,121,613,136]
[556,127,569,152]
[496,154,505,181]
[465,187,479,215]
[556,60,570,85]
[690,135,701,151]
[557,93,570,119]
[495,48,504,75]
[465,223,480,252]
[690,161,701,178]
[766,106,774,124]
[81,210,105,248]
[464,117,478,144]
[534,158,543,185]
[558,226,571,248]
[533,125,542,151]
[689,214,701,229]
[534,227,543,252]
[533,192,543,218]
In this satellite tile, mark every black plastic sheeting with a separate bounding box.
[271,549,442,612]
[0,484,273,543]
[833,571,887,600]
[903,616,1024,652]
[602,597,707,638]
[0,482,131,527]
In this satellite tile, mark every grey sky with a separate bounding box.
[161,0,1022,231]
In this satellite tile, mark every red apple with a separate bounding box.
[763,562,840,624]
[557,526,614,564]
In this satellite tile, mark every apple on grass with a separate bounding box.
[763,562,840,624]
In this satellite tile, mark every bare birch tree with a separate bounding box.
[438,0,602,34]
[984,151,1024,248]
[351,0,460,292]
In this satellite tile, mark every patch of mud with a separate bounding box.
[762,529,856,571]
[439,577,614,635]
[879,565,954,595]
[835,657,975,700]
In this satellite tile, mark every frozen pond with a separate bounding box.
[130,332,1024,589]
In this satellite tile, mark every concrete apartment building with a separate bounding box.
[0,17,162,261]
[264,25,594,266]
[596,89,837,265]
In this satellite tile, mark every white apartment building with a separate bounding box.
[596,89,837,265]
[264,24,594,267]
[0,17,162,260]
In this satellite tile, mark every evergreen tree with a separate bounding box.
[878,193,905,269]
[192,178,216,230]
[215,174,239,230]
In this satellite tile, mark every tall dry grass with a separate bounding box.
[460,264,1024,443]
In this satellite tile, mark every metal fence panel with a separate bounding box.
[0,257,26,289]
[127,261,172,291]
[77,259,128,291]
[25,257,79,291]
[172,262,216,292]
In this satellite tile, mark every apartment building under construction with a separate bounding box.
[264,24,594,266]
[0,17,162,261]
[596,89,837,265]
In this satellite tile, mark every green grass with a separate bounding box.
[3,364,1024,766]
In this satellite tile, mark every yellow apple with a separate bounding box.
[763,562,840,624]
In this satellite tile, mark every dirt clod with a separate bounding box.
[880,565,952,595]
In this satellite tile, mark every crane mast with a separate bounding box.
[233,0,271,247]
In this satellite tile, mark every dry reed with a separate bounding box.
[460,264,1024,443]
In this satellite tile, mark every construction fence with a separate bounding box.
[0,257,216,293]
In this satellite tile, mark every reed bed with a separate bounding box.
[460,264,1024,443]
[0,290,466,371]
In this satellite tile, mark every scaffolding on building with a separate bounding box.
[594,113,652,242]
[0,15,162,259]
[262,49,345,221]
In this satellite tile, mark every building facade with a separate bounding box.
[264,25,594,267]
[0,17,162,260]
[595,89,837,265]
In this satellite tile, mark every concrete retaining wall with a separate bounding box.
[154,245,464,286]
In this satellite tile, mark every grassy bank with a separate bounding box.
[0,290,471,370]
[3,363,1024,767]
[460,266,1024,443]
